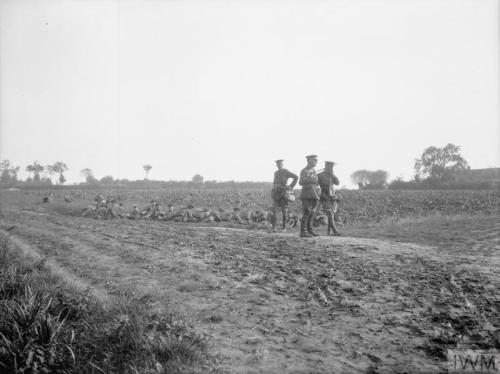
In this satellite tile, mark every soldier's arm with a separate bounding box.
[332,174,340,186]
[300,169,318,185]
[299,169,308,186]
[287,170,299,189]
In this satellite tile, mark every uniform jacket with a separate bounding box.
[299,167,320,200]
[273,168,298,188]
[272,168,298,201]
[317,171,339,201]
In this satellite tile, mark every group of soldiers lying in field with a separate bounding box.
[79,194,334,228]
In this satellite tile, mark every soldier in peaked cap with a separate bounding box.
[299,155,320,237]
[318,161,341,236]
[271,159,298,233]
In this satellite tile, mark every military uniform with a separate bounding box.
[271,160,298,232]
[127,205,140,219]
[272,168,298,208]
[299,155,320,237]
[317,161,341,236]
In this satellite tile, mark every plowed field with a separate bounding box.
[1,190,499,373]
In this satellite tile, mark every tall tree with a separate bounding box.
[351,169,389,189]
[0,160,21,186]
[100,175,114,185]
[414,143,470,182]
[192,174,204,184]
[350,170,371,189]
[26,162,44,183]
[48,162,69,184]
[367,170,389,188]
[0,160,12,185]
[143,164,152,179]
[81,168,98,184]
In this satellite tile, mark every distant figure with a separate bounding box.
[142,199,163,219]
[299,155,320,237]
[248,209,268,224]
[232,207,244,224]
[42,192,54,203]
[162,204,191,222]
[271,159,298,233]
[287,212,299,228]
[312,210,328,227]
[94,194,106,209]
[126,204,141,219]
[318,161,341,236]
[186,207,215,223]
[104,199,122,219]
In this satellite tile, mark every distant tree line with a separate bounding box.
[0,160,68,188]
[1,145,497,190]
[350,144,498,190]
[0,161,272,190]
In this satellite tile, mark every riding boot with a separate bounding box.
[326,212,333,236]
[332,221,342,236]
[271,211,277,232]
[306,214,319,236]
[300,213,311,237]
[328,212,341,236]
[281,212,287,232]
[326,212,335,236]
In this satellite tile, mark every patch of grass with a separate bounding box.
[177,282,200,293]
[48,202,89,218]
[0,243,214,374]
[345,213,500,254]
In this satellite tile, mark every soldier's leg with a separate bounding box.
[271,203,278,232]
[233,212,243,224]
[109,207,120,219]
[281,206,287,232]
[331,202,341,235]
[300,200,312,238]
[81,207,93,217]
[326,211,334,235]
[244,210,252,224]
[306,200,319,236]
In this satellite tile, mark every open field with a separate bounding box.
[13,188,500,224]
[1,188,499,373]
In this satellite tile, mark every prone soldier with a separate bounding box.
[162,204,191,222]
[232,207,244,224]
[286,211,299,228]
[126,204,141,219]
[249,209,269,225]
[104,198,122,219]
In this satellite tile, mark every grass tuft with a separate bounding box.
[0,245,213,374]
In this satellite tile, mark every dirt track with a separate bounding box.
[1,206,499,374]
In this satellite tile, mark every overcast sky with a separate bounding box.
[1,0,498,187]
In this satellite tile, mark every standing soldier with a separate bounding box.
[299,155,320,237]
[271,159,298,233]
[318,161,341,236]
